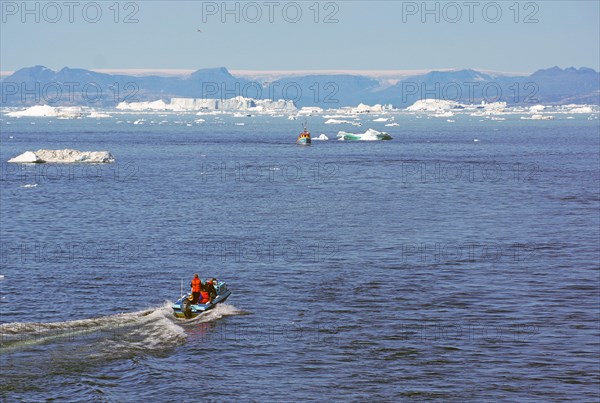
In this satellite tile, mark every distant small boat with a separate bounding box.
[296,123,312,145]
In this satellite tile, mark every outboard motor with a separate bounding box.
[181,298,193,319]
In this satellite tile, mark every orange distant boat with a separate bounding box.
[296,123,311,145]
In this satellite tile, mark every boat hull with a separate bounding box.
[296,138,311,145]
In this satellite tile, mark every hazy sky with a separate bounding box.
[1,1,599,73]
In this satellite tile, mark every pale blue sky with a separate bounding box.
[1,1,598,73]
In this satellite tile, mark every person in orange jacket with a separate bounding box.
[190,273,201,304]
[199,283,210,304]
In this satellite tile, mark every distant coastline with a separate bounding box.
[2,65,598,107]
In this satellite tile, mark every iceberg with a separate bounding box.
[298,106,323,115]
[521,114,554,120]
[6,105,84,118]
[337,128,392,141]
[568,106,594,114]
[7,151,43,163]
[6,105,57,117]
[88,111,111,118]
[406,99,463,112]
[117,100,169,111]
[324,119,361,126]
[529,105,546,112]
[350,103,392,114]
[8,149,115,164]
[117,96,296,113]
[313,134,329,141]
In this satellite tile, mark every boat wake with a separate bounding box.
[0,302,244,357]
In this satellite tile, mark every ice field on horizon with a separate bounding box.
[1,99,598,130]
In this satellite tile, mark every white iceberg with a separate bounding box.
[324,119,361,126]
[117,100,169,111]
[88,112,111,118]
[6,105,57,117]
[8,151,43,163]
[350,103,392,114]
[567,106,594,114]
[313,134,329,141]
[337,128,392,141]
[521,114,554,120]
[406,99,463,112]
[8,149,115,163]
[298,106,323,115]
[117,96,296,113]
[6,105,84,118]
[529,105,546,112]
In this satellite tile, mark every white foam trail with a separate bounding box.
[1,302,245,354]
[1,306,161,351]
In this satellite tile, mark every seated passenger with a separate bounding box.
[199,284,210,304]
[206,279,217,301]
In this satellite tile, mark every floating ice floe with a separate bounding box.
[6,105,84,118]
[88,112,111,118]
[21,183,38,188]
[8,149,115,163]
[313,134,329,141]
[385,123,400,127]
[324,119,361,126]
[373,117,391,122]
[337,128,392,141]
[521,114,554,120]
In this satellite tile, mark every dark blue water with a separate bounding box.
[1,112,599,401]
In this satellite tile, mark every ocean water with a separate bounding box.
[1,112,599,401]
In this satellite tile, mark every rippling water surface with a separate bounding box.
[1,113,599,401]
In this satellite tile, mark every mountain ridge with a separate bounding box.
[1,65,598,107]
